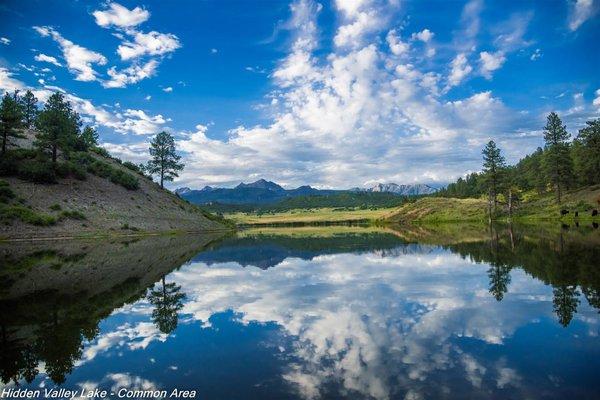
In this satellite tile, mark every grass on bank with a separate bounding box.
[226,207,397,225]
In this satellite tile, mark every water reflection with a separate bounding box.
[0,225,598,399]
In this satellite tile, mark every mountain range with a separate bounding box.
[176,179,437,205]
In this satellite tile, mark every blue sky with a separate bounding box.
[1,0,599,189]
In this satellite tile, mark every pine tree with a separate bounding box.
[542,112,573,204]
[0,92,24,154]
[35,92,81,163]
[145,131,184,188]
[572,119,600,185]
[80,125,99,150]
[482,140,506,213]
[20,90,38,128]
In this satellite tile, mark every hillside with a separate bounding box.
[387,185,600,224]
[0,131,228,239]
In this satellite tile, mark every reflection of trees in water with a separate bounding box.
[147,276,186,334]
[448,224,600,326]
[0,278,146,385]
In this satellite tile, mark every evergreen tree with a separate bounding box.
[147,277,185,334]
[80,125,99,150]
[0,92,24,154]
[145,131,184,188]
[572,119,600,185]
[20,90,38,128]
[542,112,573,204]
[482,140,506,212]
[35,92,81,163]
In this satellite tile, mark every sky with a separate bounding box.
[0,0,599,189]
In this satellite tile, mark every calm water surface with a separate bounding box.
[1,224,599,399]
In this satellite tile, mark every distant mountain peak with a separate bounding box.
[360,183,438,195]
[236,179,284,192]
[175,187,192,195]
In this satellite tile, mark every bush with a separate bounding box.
[56,160,87,180]
[17,159,57,183]
[123,161,141,173]
[86,158,139,190]
[0,181,15,203]
[109,169,139,190]
[60,210,86,220]
[49,203,62,211]
[0,204,56,226]
[90,146,110,158]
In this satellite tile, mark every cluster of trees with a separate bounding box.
[0,90,99,161]
[1,89,185,190]
[439,112,600,208]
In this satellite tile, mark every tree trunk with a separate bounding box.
[557,182,561,204]
[52,144,57,163]
[508,189,512,218]
[160,168,164,188]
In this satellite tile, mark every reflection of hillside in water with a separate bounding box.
[193,232,438,269]
[0,233,223,385]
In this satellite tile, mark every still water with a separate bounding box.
[1,224,599,399]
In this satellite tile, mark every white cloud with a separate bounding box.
[34,53,62,67]
[93,2,150,28]
[211,48,218,54]
[162,86,173,93]
[593,89,600,108]
[411,28,434,43]
[145,95,152,101]
[33,26,106,81]
[386,29,409,56]
[530,48,542,61]
[447,53,473,87]
[117,30,181,60]
[0,37,10,45]
[479,51,506,79]
[103,60,158,88]
[0,68,26,92]
[492,12,533,52]
[568,0,597,31]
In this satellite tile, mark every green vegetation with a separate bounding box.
[227,207,397,225]
[0,91,24,154]
[143,131,184,188]
[60,210,86,220]
[0,203,57,226]
[435,113,600,221]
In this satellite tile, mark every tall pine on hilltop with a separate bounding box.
[35,92,81,163]
[542,112,573,204]
[145,131,184,188]
[20,90,39,128]
[482,140,506,213]
[0,92,24,154]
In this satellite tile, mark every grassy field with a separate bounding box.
[388,185,600,224]
[226,185,600,226]
[225,207,398,225]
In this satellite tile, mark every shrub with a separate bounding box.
[49,203,62,211]
[0,181,15,203]
[17,159,57,183]
[55,160,87,180]
[90,146,110,158]
[0,204,56,226]
[60,210,86,220]
[123,161,141,173]
[109,169,140,190]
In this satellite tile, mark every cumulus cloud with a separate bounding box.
[103,60,158,88]
[447,53,473,87]
[0,37,10,45]
[93,2,150,28]
[479,51,506,79]
[162,86,173,93]
[33,26,106,81]
[386,29,409,56]
[411,28,434,43]
[568,0,597,31]
[34,53,62,67]
[0,68,26,91]
[117,30,181,60]
[592,89,600,108]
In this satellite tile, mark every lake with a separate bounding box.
[1,224,599,399]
